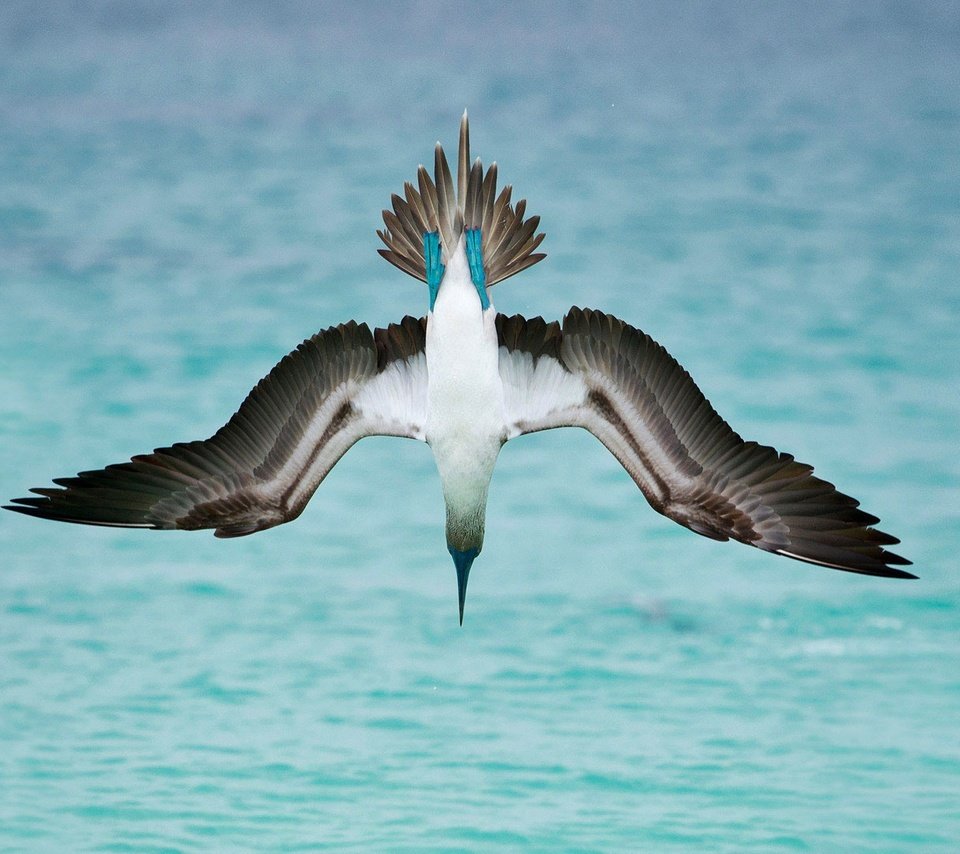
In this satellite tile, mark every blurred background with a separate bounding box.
[1,1,958,849]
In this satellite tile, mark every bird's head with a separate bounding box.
[445,504,487,626]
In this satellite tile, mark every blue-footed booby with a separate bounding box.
[5,113,914,622]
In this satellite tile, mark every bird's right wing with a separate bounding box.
[497,308,913,578]
[6,317,428,538]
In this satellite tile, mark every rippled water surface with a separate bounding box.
[2,2,958,850]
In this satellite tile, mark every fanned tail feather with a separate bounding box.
[378,111,546,286]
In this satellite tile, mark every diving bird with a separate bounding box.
[5,113,914,622]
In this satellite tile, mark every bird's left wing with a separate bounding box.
[6,317,428,537]
[497,308,913,578]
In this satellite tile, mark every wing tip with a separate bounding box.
[4,501,36,515]
[773,545,917,579]
[5,497,59,517]
[4,500,159,530]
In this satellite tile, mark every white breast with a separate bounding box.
[424,238,505,512]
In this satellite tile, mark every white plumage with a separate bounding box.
[425,235,504,559]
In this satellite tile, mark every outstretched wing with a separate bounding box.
[497,308,913,578]
[6,317,428,538]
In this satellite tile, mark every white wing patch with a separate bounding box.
[498,347,587,438]
[355,351,429,440]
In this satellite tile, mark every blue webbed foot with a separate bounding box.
[424,231,444,310]
[465,228,490,310]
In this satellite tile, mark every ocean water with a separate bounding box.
[1,1,959,850]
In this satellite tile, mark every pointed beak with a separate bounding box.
[448,546,479,626]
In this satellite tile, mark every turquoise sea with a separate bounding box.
[2,2,958,850]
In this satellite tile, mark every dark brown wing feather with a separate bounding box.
[6,318,428,537]
[498,308,913,579]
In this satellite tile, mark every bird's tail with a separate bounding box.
[378,111,546,287]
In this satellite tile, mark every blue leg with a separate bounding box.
[465,228,490,310]
[424,231,444,311]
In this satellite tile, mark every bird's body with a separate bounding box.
[425,235,502,558]
[5,113,915,621]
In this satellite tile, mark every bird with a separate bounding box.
[5,112,914,623]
